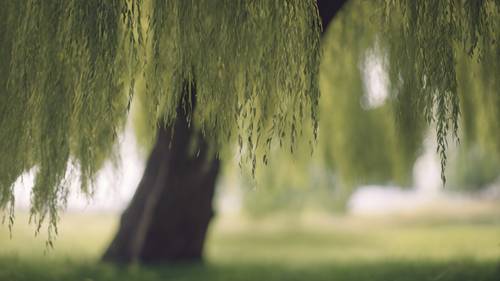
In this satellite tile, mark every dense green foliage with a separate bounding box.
[339,0,500,185]
[239,0,499,209]
[318,1,423,187]
[0,0,499,236]
[381,0,500,183]
[0,0,321,237]
[0,0,139,241]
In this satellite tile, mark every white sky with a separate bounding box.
[13,124,143,213]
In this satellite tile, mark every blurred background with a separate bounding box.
[3,123,499,280]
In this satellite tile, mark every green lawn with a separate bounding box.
[1,210,499,281]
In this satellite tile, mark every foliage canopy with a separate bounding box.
[239,0,499,207]
[0,0,499,238]
[0,0,321,239]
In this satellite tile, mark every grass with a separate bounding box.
[1,209,500,281]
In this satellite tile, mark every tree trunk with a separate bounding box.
[103,88,219,264]
[102,0,347,265]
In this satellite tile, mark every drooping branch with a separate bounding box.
[0,1,322,240]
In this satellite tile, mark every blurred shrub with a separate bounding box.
[448,144,500,191]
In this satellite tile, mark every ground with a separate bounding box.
[1,207,499,281]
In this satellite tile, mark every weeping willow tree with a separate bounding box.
[239,1,422,213]
[338,0,500,185]
[1,0,499,263]
[382,0,500,186]
[447,24,500,190]
[0,1,140,241]
[0,0,322,260]
[237,0,500,213]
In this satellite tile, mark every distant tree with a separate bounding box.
[0,0,499,264]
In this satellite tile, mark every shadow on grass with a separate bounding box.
[1,257,499,281]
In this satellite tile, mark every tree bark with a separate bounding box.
[102,0,347,265]
[103,86,219,264]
